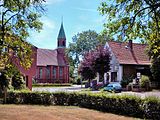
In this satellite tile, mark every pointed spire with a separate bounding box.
[57,20,66,39]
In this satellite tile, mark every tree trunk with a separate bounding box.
[3,87,7,104]
[88,79,91,87]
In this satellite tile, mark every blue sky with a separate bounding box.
[28,0,105,49]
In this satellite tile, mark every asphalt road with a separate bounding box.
[32,85,86,92]
[32,85,160,98]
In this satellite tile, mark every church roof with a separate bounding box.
[57,22,66,39]
[37,48,68,66]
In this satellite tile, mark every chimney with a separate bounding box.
[128,40,133,50]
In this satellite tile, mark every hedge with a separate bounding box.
[5,91,160,119]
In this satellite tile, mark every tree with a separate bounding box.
[67,29,112,79]
[79,45,111,86]
[78,52,96,86]
[67,30,99,67]
[91,46,111,84]
[67,30,112,67]
[0,0,45,103]
[98,0,160,83]
[0,0,45,68]
[98,0,160,42]
[151,58,160,86]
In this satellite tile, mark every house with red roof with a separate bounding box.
[103,40,151,83]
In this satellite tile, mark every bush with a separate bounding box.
[140,75,151,91]
[5,91,160,119]
[12,74,25,90]
[75,76,81,85]
[143,96,160,119]
[121,75,134,88]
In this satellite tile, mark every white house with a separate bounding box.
[103,40,151,83]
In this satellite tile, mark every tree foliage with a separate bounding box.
[98,0,160,82]
[0,64,25,90]
[66,30,112,68]
[66,30,99,67]
[151,58,160,84]
[98,0,160,42]
[79,46,111,84]
[91,46,111,78]
[0,0,45,68]
[79,51,96,82]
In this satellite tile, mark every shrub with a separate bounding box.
[143,96,160,119]
[140,75,151,91]
[5,91,160,119]
[121,75,134,88]
[75,76,81,85]
[12,74,25,90]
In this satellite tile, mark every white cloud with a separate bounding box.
[41,17,55,29]
[73,7,97,13]
[28,17,58,49]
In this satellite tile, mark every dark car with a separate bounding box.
[103,82,122,92]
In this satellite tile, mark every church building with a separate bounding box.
[35,22,69,84]
[14,22,69,90]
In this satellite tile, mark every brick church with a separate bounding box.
[15,22,69,90]
[35,22,69,84]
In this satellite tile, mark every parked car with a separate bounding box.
[103,82,122,92]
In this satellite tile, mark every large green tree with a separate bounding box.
[0,0,45,102]
[0,0,45,68]
[98,0,160,42]
[66,30,111,68]
[99,0,160,83]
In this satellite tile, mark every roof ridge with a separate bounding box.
[108,41,148,45]
[38,48,56,51]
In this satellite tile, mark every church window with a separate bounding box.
[39,68,43,79]
[46,66,50,79]
[52,67,57,79]
[59,67,63,79]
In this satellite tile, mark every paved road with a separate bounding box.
[33,85,160,98]
[32,85,86,92]
[118,90,160,98]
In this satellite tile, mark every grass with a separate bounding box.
[0,105,137,120]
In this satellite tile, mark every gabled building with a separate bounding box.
[104,40,151,82]
[14,22,69,90]
[35,22,69,83]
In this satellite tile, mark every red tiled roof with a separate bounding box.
[37,48,68,66]
[108,41,151,65]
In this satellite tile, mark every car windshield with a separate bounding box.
[107,85,113,87]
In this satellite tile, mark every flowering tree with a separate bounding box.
[79,45,111,86]
[91,46,111,84]
[78,52,96,87]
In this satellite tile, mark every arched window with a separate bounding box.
[59,67,63,79]
[62,41,65,46]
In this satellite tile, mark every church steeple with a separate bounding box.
[57,21,66,48]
